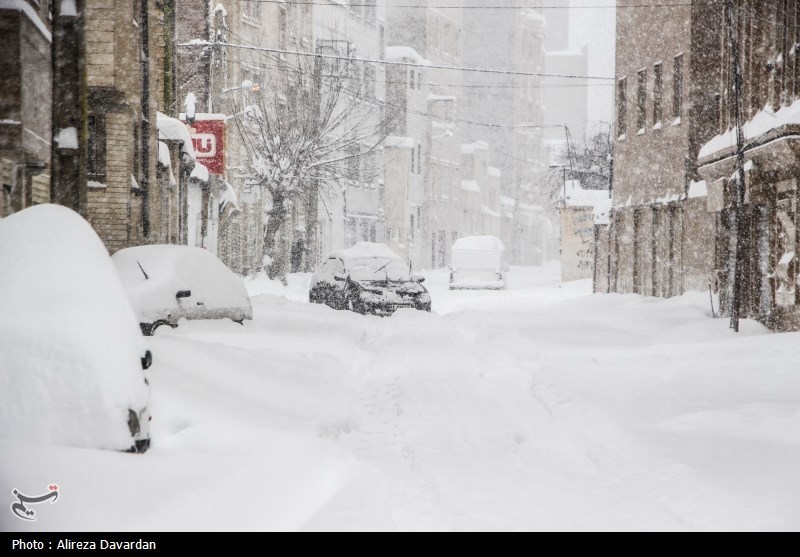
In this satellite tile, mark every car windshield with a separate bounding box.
[349,258,410,282]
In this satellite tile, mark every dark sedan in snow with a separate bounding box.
[310,243,432,316]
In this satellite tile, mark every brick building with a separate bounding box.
[598,0,722,297]
[698,1,800,330]
[0,1,52,217]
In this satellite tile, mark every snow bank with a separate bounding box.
[157,112,196,158]
[700,98,800,159]
[0,205,149,451]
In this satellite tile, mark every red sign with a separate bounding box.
[187,119,225,175]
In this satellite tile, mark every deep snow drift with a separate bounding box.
[2,264,799,531]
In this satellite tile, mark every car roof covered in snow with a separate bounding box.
[0,204,149,451]
[112,244,252,324]
[328,242,402,264]
[452,235,505,252]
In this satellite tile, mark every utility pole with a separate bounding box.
[51,0,87,215]
[725,0,747,333]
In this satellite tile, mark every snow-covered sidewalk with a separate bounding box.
[3,263,799,531]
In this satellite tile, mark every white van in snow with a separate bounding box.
[449,235,508,290]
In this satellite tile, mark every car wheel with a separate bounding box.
[145,320,176,336]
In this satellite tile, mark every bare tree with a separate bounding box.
[234,49,397,281]
[545,122,613,203]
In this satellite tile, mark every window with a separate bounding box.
[409,69,416,91]
[369,222,377,242]
[417,144,422,174]
[637,69,647,132]
[673,54,684,120]
[617,77,627,137]
[409,214,415,242]
[242,1,261,22]
[380,25,385,60]
[87,115,107,182]
[653,63,663,125]
[364,0,376,24]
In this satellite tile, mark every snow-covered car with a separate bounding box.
[112,245,253,335]
[0,205,152,453]
[310,243,432,316]
[449,235,509,290]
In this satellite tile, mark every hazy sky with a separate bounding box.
[567,0,617,125]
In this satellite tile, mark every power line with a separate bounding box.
[179,40,615,80]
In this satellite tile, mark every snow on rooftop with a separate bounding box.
[452,235,505,252]
[561,180,611,209]
[157,112,196,158]
[700,99,800,159]
[501,196,515,207]
[384,136,414,149]
[0,0,51,41]
[487,166,502,178]
[460,180,481,193]
[385,46,430,66]
[330,242,402,263]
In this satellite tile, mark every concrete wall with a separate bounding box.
[560,207,595,282]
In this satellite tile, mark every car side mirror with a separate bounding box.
[141,350,152,371]
[176,290,192,299]
[334,274,347,281]
[413,275,425,283]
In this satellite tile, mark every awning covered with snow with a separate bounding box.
[157,112,196,159]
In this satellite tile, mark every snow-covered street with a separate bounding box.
[3,264,799,532]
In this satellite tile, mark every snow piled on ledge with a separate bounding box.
[700,99,800,159]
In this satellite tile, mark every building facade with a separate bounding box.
[698,0,800,330]
[0,0,52,217]
[599,0,721,298]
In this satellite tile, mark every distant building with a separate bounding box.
[559,181,610,283]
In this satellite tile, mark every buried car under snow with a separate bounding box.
[449,235,509,290]
[310,243,431,316]
[112,245,253,335]
[0,205,152,453]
